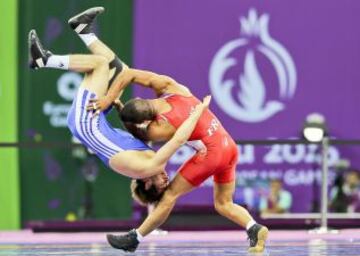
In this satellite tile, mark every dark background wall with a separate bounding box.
[18,0,134,224]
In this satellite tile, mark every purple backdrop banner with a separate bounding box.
[133,0,360,212]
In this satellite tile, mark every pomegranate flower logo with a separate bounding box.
[209,9,297,123]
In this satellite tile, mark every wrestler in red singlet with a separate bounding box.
[157,94,238,186]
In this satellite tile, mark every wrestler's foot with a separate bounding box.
[106,229,139,252]
[28,29,52,69]
[247,224,269,253]
[68,6,104,34]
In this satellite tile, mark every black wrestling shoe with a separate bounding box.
[28,29,52,70]
[106,229,139,252]
[68,6,104,34]
[247,224,268,253]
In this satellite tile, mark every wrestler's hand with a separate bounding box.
[201,95,211,108]
[112,99,124,112]
[87,97,113,116]
[191,95,211,116]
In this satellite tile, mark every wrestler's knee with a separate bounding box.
[161,187,180,205]
[108,56,125,87]
[214,198,233,216]
[92,55,108,68]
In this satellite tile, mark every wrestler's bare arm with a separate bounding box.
[107,68,190,100]
[89,68,192,112]
[129,69,175,94]
[130,69,191,96]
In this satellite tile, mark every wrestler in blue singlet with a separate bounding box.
[67,87,151,167]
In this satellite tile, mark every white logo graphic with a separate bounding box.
[209,9,297,123]
[43,72,81,127]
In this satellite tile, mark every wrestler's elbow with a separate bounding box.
[124,69,137,83]
[161,187,181,205]
[172,135,187,147]
[144,161,165,177]
[150,75,176,90]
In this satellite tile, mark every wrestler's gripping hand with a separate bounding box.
[193,95,211,112]
[86,97,113,116]
[201,95,211,109]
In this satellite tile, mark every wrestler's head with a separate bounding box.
[131,170,169,205]
[121,98,155,124]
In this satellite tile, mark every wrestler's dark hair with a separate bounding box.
[112,100,150,141]
[123,122,149,141]
[120,99,156,124]
[130,179,164,206]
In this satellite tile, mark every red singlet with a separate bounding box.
[157,94,238,186]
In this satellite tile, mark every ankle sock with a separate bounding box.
[135,229,144,242]
[45,55,69,70]
[79,33,98,46]
[246,219,257,231]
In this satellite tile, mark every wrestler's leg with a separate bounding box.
[68,7,112,59]
[106,152,210,251]
[29,30,109,98]
[68,7,127,89]
[214,181,268,253]
[82,38,126,90]
[137,174,194,236]
[107,175,193,250]
[38,53,108,96]
[70,55,109,96]
[213,181,253,227]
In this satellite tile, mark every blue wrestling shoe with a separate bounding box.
[28,29,52,70]
[106,229,139,252]
[68,7,104,34]
[247,224,269,253]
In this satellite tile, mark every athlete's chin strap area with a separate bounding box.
[108,56,124,88]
